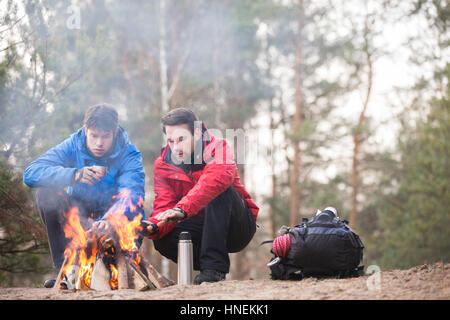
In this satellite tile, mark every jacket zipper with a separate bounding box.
[158,164,195,183]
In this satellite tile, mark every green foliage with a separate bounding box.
[370,66,450,268]
[0,158,49,285]
[1,0,269,281]
[1,0,449,282]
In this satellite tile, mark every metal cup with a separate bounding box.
[91,165,107,178]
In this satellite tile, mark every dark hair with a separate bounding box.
[161,108,198,135]
[84,103,119,132]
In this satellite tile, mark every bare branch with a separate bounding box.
[0,13,27,34]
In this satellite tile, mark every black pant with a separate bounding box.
[35,188,105,270]
[153,186,256,274]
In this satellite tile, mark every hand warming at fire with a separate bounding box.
[147,208,187,233]
[91,220,110,233]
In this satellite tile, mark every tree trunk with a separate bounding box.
[350,134,360,229]
[289,0,304,228]
[232,163,249,280]
[349,16,373,230]
[263,32,277,239]
[212,2,222,126]
[158,0,171,277]
[268,108,277,238]
[159,0,169,114]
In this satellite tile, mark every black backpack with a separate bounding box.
[267,210,365,280]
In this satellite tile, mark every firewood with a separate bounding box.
[90,258,112,291]
[53,233,174,292]
[127,258,156,291]
[117,253,129,290]
[66,264,80,290]
[53,257,68,291]
[101,237,114,251]
[139,256,175,289]
[128,264,151,291]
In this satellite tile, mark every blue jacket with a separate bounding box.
[23,126,145,220]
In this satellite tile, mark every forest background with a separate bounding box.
[0,0,448,286]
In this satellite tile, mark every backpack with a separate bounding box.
[267,210,365,280]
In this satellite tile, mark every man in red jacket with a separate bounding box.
[145,108,259,284]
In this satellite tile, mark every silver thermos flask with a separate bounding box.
[178,231,193,285]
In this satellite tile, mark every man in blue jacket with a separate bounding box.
[23,104,145,287]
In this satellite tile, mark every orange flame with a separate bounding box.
[61,189,145,290]
[110,264,119,290]
[62,206,100,288]
[78,245,97,288]
[105,190,144,255]
[62,207,85,276]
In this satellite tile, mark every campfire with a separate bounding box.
[54,189,173,291]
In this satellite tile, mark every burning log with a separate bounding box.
[53,257,68,291]
[90,258,111,291]
[53,190,174,292]
[117,253,129,290]
[53,234,174,291]
[139,255,175,289]
[127,258,156,291]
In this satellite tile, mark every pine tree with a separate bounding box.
[0,158,48,285]
[376,79,450,268]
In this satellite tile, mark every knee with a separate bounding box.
[152,239,165,253]
[153,238,177,261]
[35,188,67,211]
[206,186,236,208]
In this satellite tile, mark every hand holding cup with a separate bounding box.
[74,166,107,185]
[91,165,107,178]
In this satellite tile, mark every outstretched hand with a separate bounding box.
[154,208,186,225]
[145,208,187,235]
[91,220,110,233]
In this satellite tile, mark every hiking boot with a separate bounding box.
[43,276,68,289]
[194,269,226,285]
[44,279,56,288]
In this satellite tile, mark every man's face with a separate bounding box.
[165,124,198,164]
[85,127,115,158]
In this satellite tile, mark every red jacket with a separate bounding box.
[147,123,259,239]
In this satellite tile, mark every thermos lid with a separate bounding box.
[179,231,191,241]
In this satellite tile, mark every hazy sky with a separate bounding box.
[245,1,449,208]
[2,1,448,212]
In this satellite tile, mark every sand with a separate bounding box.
[0,262,448,300]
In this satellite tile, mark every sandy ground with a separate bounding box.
[0,262,448,300]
